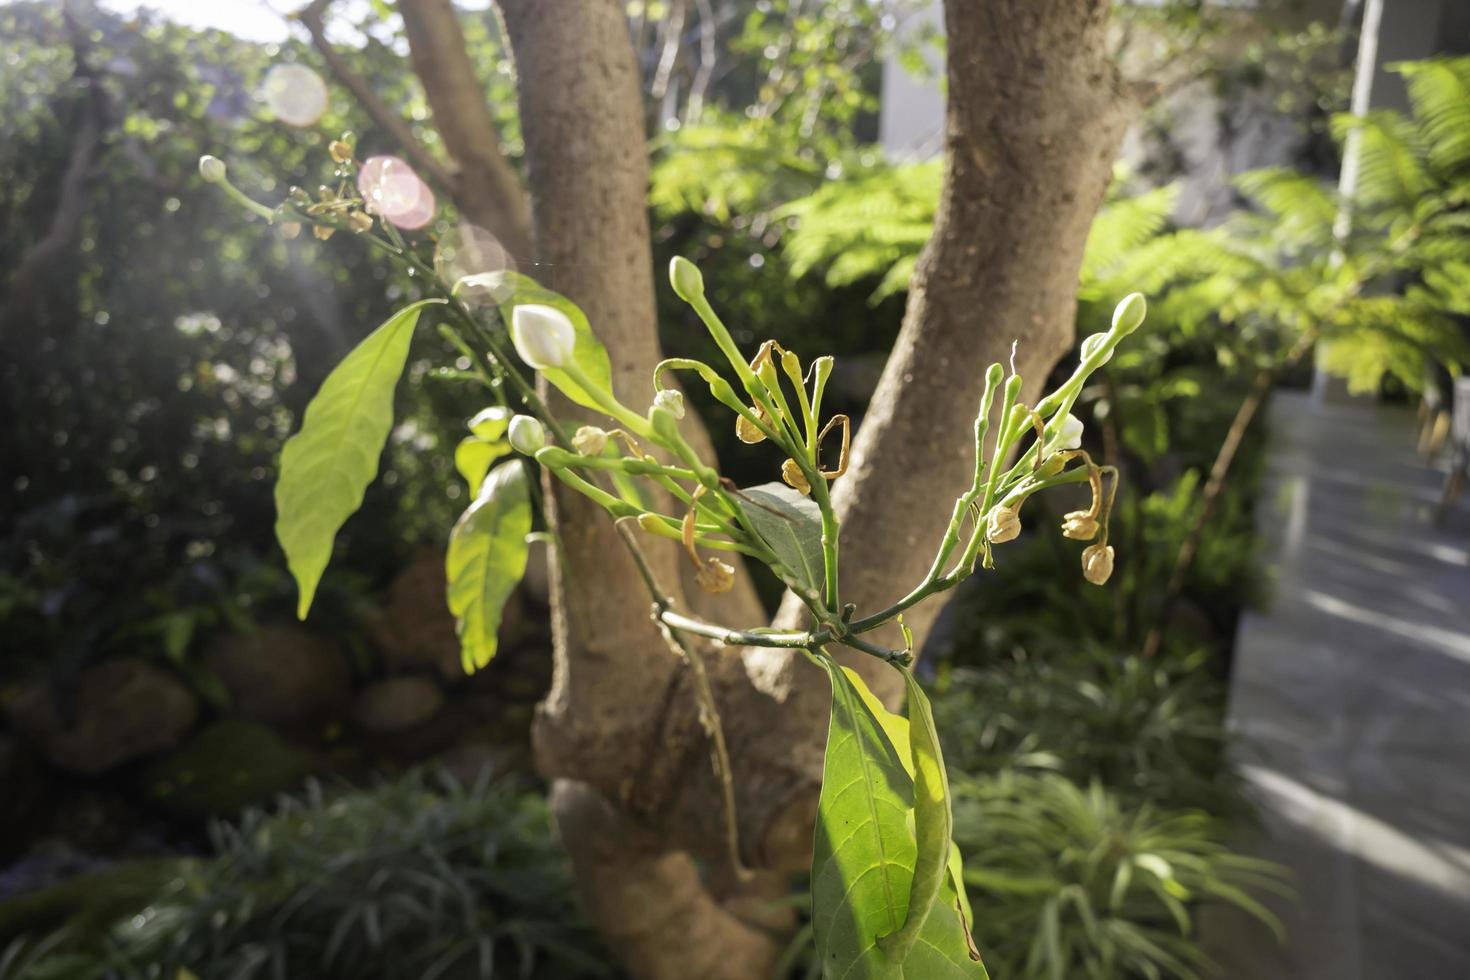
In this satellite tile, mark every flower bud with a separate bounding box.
[329,139,354,164]
[653,388,685,420]
[696,557,735,594]
[508,414,546,455]
[511,304,577,370]
[1080,332,1111,365]
[1082,543,1115,585]
[986,505,1021,543]
[1112,293,1146,335]
[736,412,768,445]
[572,425,608,456]
[1046,413,1084,454]
[669,255,705,302]
[198,155,227,184]
[1061,510,1099,541]
[313,224,335,241]
[781,458,811,494]
[347,210,374,233]
[278,222,303,240]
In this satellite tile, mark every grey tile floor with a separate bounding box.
[1206,391,1470,980]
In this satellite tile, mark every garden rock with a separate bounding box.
[1,659,199,774]
[142,720,312,819]
[352,676,444,734]
[204,624,349,725]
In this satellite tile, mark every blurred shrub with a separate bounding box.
[953,772,1287,980]
[931,644,1235,816]
[3,770,611,980]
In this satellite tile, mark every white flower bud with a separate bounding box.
[653,388,685,420]
[1046,413,1084,453]
[986,505,1021,543]
[508,414,546,455]
[572,425,608,456]
[510,304,576,370]
[198,155,227,183]
[1082,543,1115,585]
[1112,292,1147,335]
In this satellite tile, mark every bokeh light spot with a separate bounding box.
[358,156,435,230]
[434,223,515,291]
[261,64,328,128]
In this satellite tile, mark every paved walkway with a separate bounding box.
[1209,390,1470,980]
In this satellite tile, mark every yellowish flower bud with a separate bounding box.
[278,222,303,240]
[736,412,767,444]
[1112,292,1147,335]
[511,304,577,370]
[313,224,335,241]
[198,155,227,183]
[346,210,374,233]
[1082,543,1115,585]
[696,557,735,594]
[329,139,354,163]
[1061,510,1099,541]
[653,388,685,420]
[572,425,608,456]
[508,414,546,455]
[986,505,1021,543]
[781,458,811,494]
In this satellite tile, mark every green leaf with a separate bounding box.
[275,300,442,618]
[467,406,512,441]
[811,656,988,979]
[461,271,613,414]
[446,461,532,673]
[736,482,825,592]
[879,669,954,962]
[454,436,511,497]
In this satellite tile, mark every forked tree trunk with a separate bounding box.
[441,1,1137,976]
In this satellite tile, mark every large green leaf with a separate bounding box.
[459,271,613,413]
[812,656,988,980]
[275,300,443,618]
[737,482,825,592]
[446,461,532,673]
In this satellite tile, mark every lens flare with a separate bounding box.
[262,64,328,128]
[434,224,515,290]
[357,156,435,230]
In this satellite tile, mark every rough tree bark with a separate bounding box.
[494,3,781,978]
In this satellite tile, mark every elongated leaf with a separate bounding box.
[454,436,510,497]
[812,657,988,979]
[737,482,825,592]
[446,462,532,673]
[879,669,954,961]
[458,271,612,413]
[839,665,979,955]
[276,300,442,618]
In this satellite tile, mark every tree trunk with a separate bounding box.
[421,1,1139,976]
[494,2,780,976]
[709,0,1141,882]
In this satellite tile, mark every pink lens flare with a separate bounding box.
[357,156,436,230]
[434,223,516,290]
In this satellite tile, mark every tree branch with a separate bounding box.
[295,0,459,194]
[398,0,533,262]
